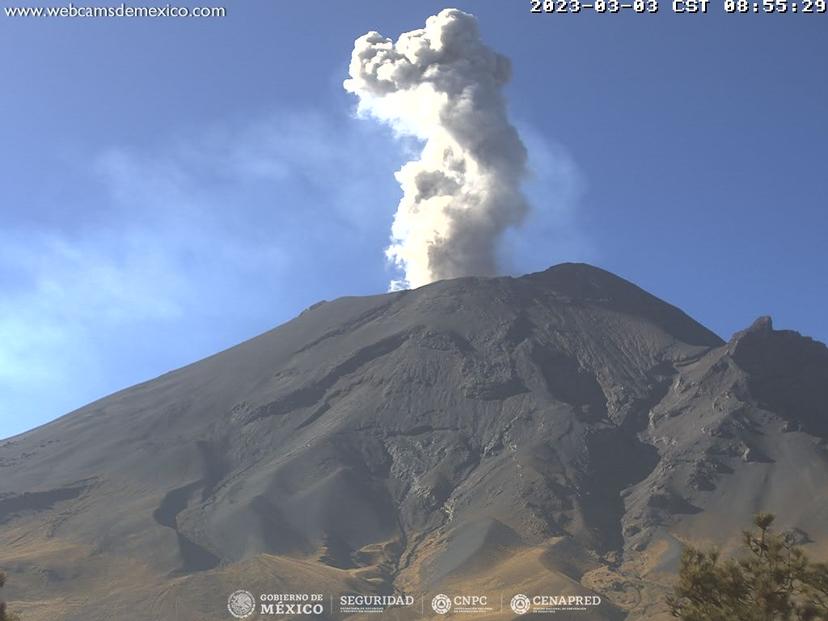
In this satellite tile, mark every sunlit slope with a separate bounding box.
[2,263,825,621]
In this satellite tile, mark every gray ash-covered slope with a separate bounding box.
[626,315,828,561]
[1,263,826,621]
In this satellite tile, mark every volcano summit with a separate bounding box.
[1,263,827,621]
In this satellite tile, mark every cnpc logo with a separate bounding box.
[431,594,452,614]
[431,593,490,614]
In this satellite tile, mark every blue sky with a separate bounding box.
[1,2,826,439]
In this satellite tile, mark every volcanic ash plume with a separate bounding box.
[344,8,529,289]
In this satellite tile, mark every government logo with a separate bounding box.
[227,590,256,619]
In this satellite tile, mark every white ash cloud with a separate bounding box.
[344,8,529,289]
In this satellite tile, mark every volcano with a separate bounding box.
[2,263,827,621]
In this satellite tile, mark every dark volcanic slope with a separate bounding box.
[1,263,826,621]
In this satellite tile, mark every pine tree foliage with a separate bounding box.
[0,571,19,621]
[668,513,828,620]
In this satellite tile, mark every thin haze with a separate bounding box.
[344,8,530,289]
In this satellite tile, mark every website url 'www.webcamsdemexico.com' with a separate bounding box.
[4,3,226,18]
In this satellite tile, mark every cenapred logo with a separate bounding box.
[431,593,452,614]
[227,590,256,619]
[510,593,602,615]
[510,593,531,615]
